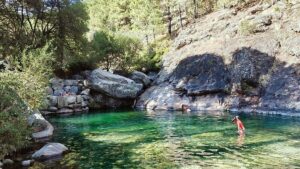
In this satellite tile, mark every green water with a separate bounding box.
[48,110,300,169]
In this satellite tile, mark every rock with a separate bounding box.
[81,101,88,107]
[57,96,64,108]
[81,95,90,101]
[3,159,13,165]
[230,47,275,93]
[28,110,54,140]
[72,74,84,80]
[64,80,78,86]
[147,72,158,81]
[64,96,77,105]
[169,54,230,96]
[0,161,2,167]
[46,87,53,95]
[130,71,151,87]
[76,95,83,103]
[48,106,58,112]
[48,96,58,107]
[63,86,71,93]
[22,160,34,167]
[80,89,90,95]
[89,93,134,109]
[53,89,65,96]
[57,108,74,114]
[136,1,300,112]
[70,86,79,94]
[32,143,68,160]
[88,68,143,99]
[50,78,64,89]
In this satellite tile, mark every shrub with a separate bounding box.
[239,20,256,35]
[0,46,54,158]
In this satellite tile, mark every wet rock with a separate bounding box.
[88,68,143,99]
[32,143,68,160]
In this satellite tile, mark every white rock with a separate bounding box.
[89,68,143,99]
[3,159,13,165]
[21,160,33,167]
[32,143,68,160]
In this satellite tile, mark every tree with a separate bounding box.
[0,0,89,71]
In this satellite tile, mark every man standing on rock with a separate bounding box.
[232,116,245,135]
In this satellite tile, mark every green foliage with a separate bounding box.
[0,0,89,75]
[239,20,256,35]
[0,46,54,159]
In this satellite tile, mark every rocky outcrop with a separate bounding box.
[43,69,146,113]
[32,143,68,160]
[137,1,300,112]
[89,69,143,99]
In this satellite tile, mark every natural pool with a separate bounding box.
[48,110,300,169]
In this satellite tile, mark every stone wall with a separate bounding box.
[43,78,90,115]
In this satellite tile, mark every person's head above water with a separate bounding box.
[231,116,239,122]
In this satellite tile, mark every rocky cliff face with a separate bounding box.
[136,1,300,112]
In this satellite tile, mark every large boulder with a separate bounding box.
[32,143,68,160]
[169,54,230,96]
[130,71,151,87]
[88,69,143,99]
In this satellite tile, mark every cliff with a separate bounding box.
[136,1,300,113]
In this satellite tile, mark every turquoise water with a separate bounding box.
[48,110,300,169]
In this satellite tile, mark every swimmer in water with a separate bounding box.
[232,116,245,135]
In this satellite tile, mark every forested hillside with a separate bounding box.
[0,0,290,163]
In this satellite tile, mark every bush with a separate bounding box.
[239,20,256,35]
[0,46,54,158]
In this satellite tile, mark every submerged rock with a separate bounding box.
[88,68,143,99]
[32,143,68,160]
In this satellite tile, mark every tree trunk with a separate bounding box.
[179,5,183,29]
[167,6,172,36]
[193,0,198,19]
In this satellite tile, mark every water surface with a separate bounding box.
[48,110,300,169]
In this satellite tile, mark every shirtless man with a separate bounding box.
[232,116,245,135]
